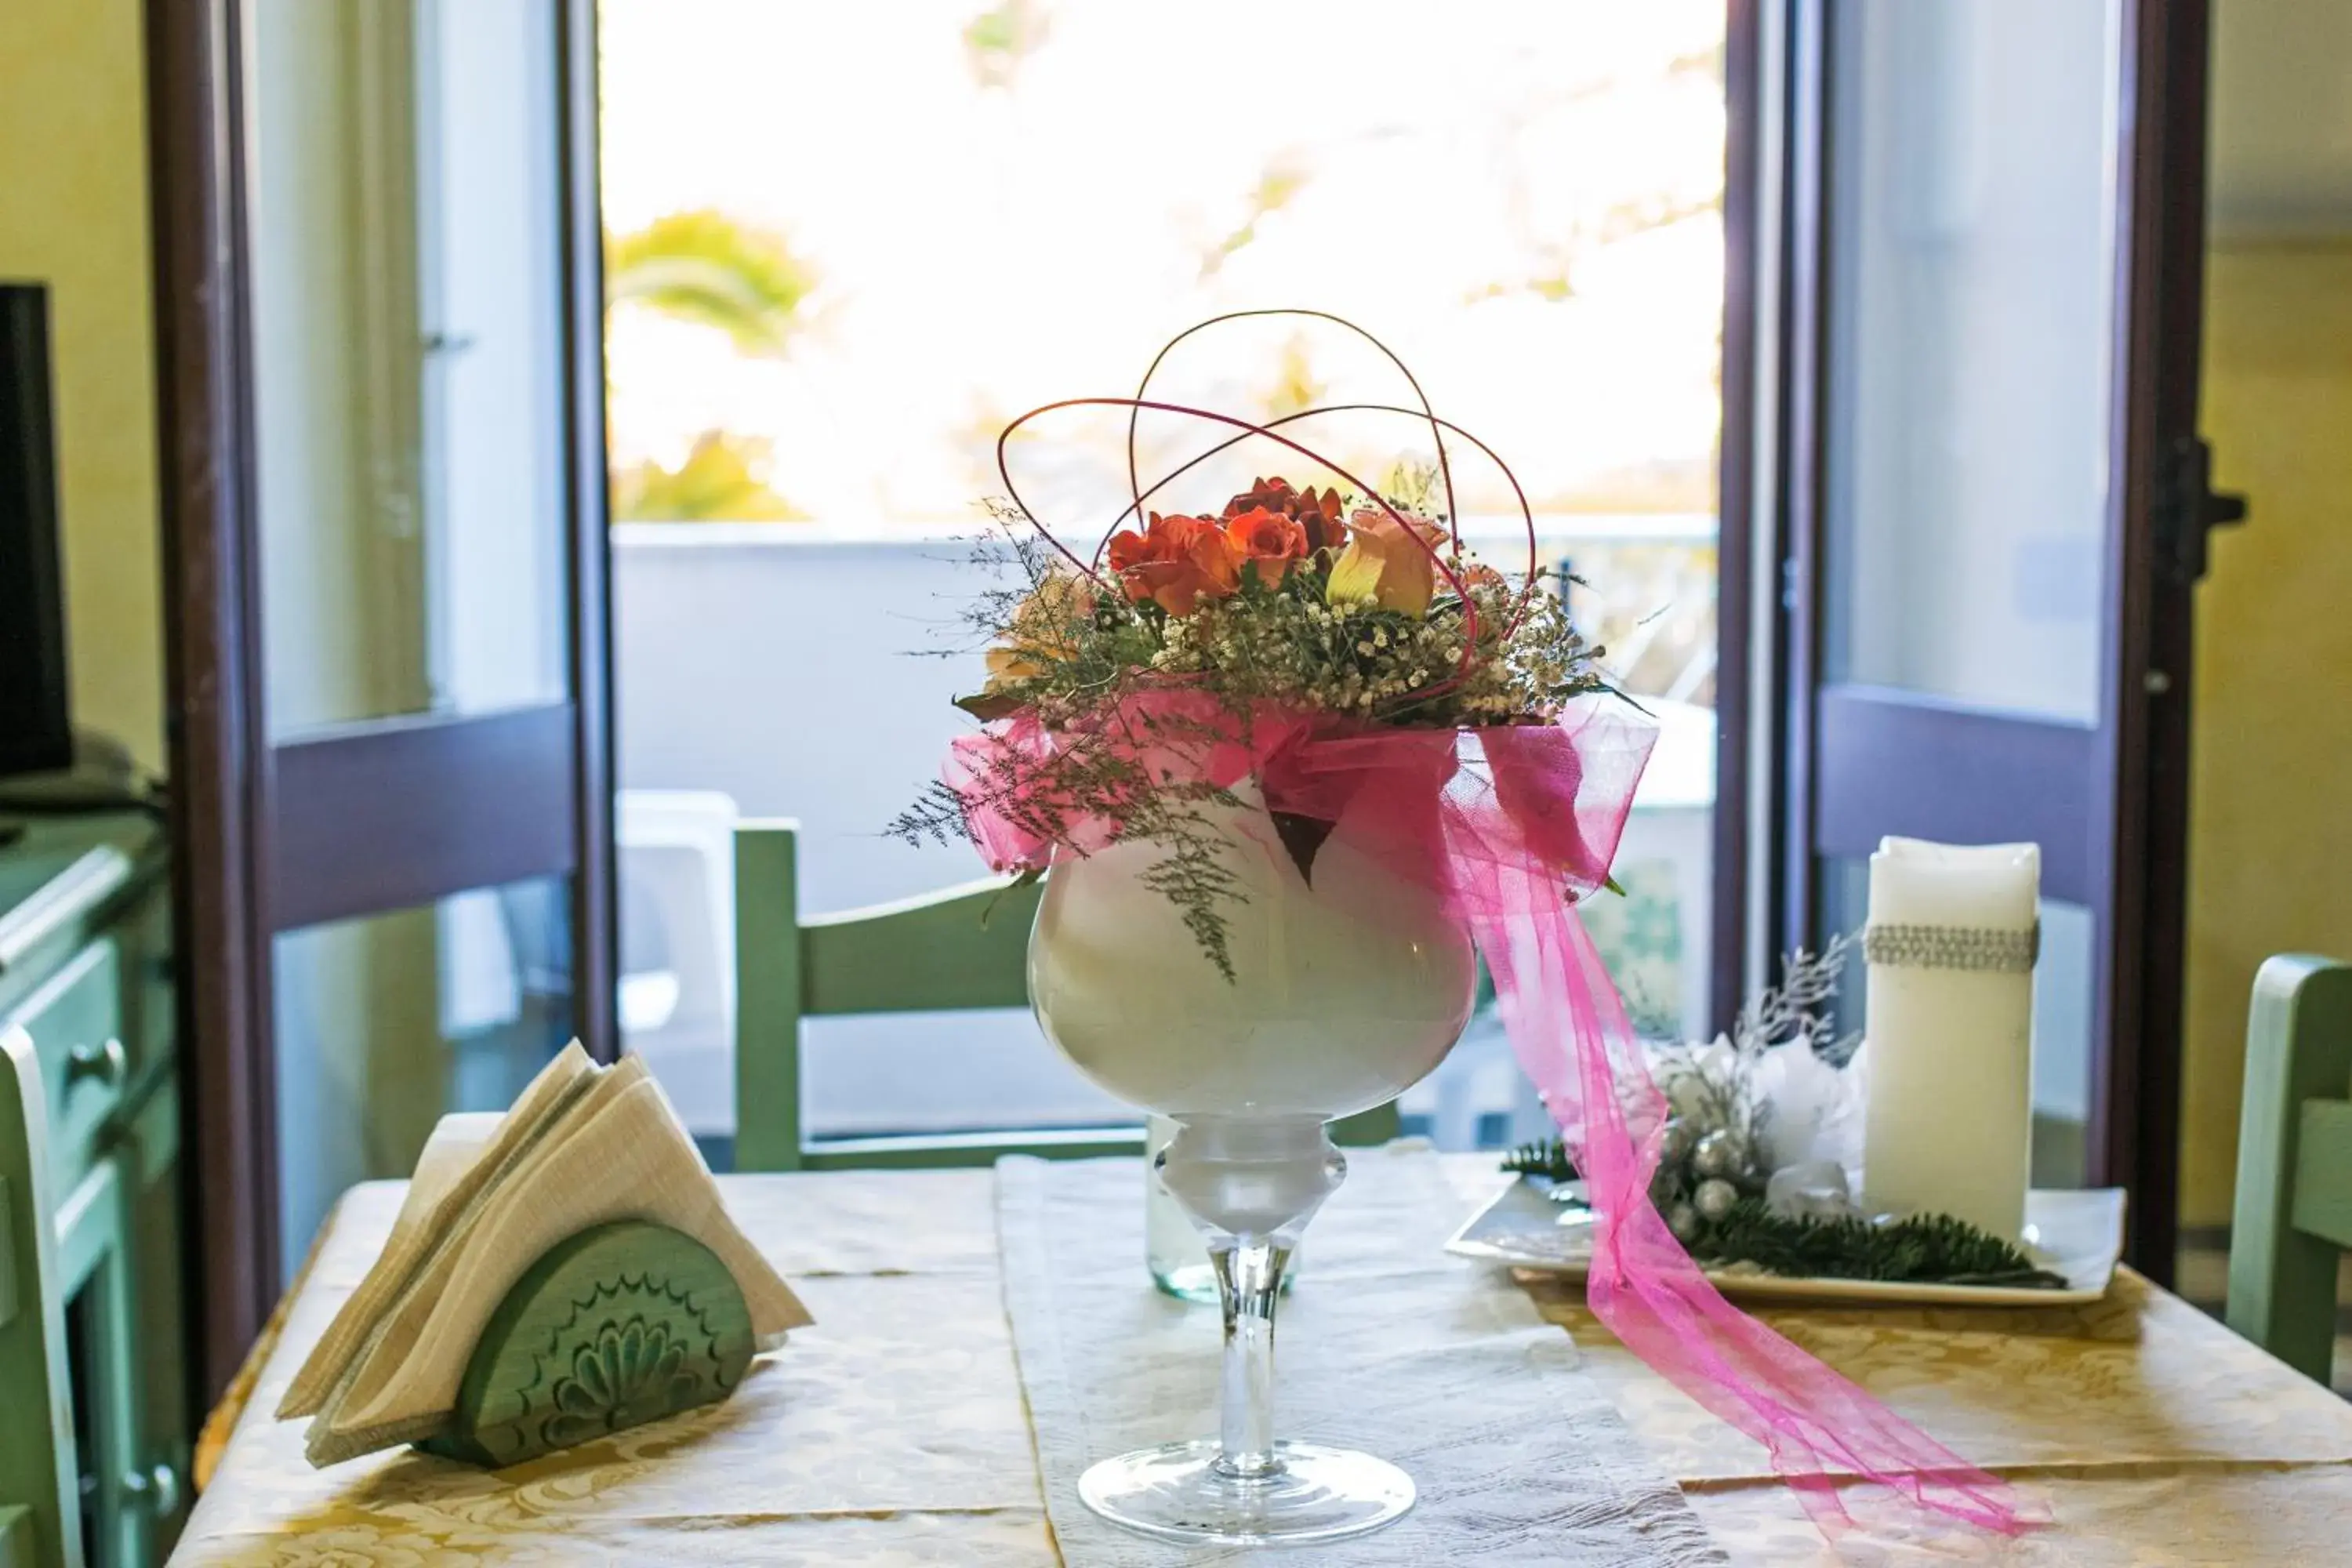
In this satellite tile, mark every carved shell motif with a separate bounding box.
[546,1312,708,1446]
[426,1222,757,1468]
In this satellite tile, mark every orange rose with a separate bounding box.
[1105,517,1170,575]
[1105,512,1240,615]
[1325,506,1448,616]
[1222,506,1309,586]
[1221,477,1348,554]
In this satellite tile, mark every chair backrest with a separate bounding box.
[0,1025,79,1568]
[2227,954,2352,1385]
[731,821,1399,1171]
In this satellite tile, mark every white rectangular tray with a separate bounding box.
[1446,1178,2127,1306]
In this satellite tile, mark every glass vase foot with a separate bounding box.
[1077,1439,1414,1545]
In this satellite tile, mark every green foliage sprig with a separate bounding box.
[1502,1138,1579,1181]
[606,209,818,358]
[1694,1199,2066,1290]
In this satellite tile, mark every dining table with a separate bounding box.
[174,1155,2352,1565]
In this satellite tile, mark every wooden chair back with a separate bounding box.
[0,1025,79,1567]
[730,821,1399,1171]
[2227,954,2352,1385]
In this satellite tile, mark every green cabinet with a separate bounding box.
[0,818,187,1567]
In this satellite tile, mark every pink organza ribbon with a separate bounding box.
[947,693,2034,1538]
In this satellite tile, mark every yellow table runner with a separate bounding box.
[173,1161,2352,1565]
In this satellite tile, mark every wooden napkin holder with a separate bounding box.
[415,1220,755,1468]
[282,1049,809,1471]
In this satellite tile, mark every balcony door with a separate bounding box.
[148,0,613,1392]
[1769,0,2235,1277]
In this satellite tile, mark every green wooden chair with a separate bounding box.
[730,820,1399,1171]
[2226,954,2352,1385]
[0,1025,80,1568]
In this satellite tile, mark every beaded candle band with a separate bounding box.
[1864,921,2040,975]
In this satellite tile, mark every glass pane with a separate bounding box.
[1819,857,2094,1192]
[272,877,575,1278]
[248,0,569,738]
[604,1,1727,1149]
[1821,0,2123,723]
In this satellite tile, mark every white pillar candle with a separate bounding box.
[1860,837,2039,1241]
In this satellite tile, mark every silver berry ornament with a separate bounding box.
[1667,1202,1700,1241]
[1692,1130,1738,1180]
[1659,1120,1695,1166]
[1693,1178,1739,1221]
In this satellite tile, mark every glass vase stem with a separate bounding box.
[1088,1118,1410,1544]
[1212,1240,1290,1479]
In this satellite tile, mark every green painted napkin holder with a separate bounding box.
[415,1220,754,1468]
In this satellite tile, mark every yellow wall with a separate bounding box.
[0,0,166,771]
[2181,241,2352,1225]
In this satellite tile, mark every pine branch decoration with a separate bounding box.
[1501,1139,1579,1181]
[1693,1200,2066,1290]
[1498,1138,2067,1291]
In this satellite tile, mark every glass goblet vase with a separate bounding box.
[1029,801,1476,1546]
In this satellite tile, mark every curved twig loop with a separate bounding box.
[1121,309,1462,550]
[999,396,1482,680]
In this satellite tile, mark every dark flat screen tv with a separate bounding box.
[0,283,71,779]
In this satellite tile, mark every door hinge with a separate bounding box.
[2154,434,2247,584]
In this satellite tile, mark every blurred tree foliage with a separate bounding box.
[611,432,810,523]
[607,209,817,358]
[963,0,1052,89]
[606,209,815,519]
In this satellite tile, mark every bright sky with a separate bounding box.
[598,0,1726,532]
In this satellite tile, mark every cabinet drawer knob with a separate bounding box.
[121,1460,181,1516]
[65,1037,129,1090]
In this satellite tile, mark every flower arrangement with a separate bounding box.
[964,474,1602,729]
[893,323,1611,979]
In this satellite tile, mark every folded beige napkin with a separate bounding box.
[281,1044,811,1468]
